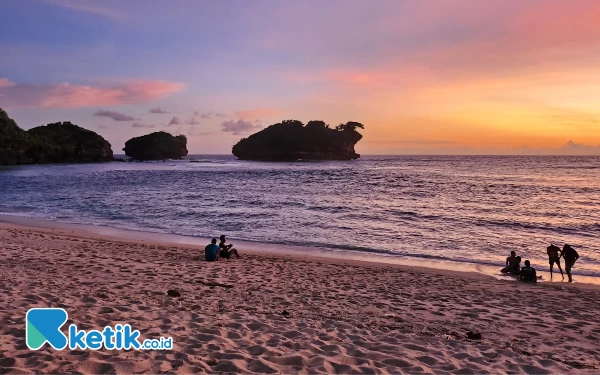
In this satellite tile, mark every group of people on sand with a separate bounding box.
[204,235,240,261]
[501,244,580,283]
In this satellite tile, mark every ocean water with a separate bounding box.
[1,155,599,276]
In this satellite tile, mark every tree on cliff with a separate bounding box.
[232,119,364,161]
[336,121,364,132]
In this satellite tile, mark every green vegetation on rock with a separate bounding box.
[123,131,188,160]
[0,108,113,165]
[232,120,364,161]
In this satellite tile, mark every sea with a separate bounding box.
[1,155,599,278]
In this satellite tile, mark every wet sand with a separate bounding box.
[1,222,599,374]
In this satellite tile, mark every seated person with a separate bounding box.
[510,257,521,276]
[501,251,517,273]
[511,256,522,275]
[219,235,240,259]
[205,238,220,261]
[519,260,537,283]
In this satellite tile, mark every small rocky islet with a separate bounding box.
[232,120,364,161]
[122,131,188,161]
[0,108,364,164]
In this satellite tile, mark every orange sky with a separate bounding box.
[1,0,600,154]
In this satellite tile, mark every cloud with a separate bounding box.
[149,107,169,114]
[235,108,281,120]
[185,117,201,125]
[97,124,109,129]
[0,78,183,109]
[187,127,210,137]
[221,119,262,135]
[0,78,14,88]
[132,122,156,128]
[192,111,228,118]
[218,109,279,134]
[94,109,135,121]
[167,116,182,126]
[43,0,125,22]
[558,140,600,155]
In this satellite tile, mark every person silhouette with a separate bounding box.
[501,251,517,273]
[219,235,240,259]
[562,244,579,283]
[520,260,537,283]
[547,244,564,280]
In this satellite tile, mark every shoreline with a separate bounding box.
[1,221,599,373]
[1,213,599,287]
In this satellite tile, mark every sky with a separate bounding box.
[1,0,600,155]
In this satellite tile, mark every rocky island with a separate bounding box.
[123,131,188,161]
[0,108,113,165]
[232,120,364,161]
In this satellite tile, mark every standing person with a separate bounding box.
[520,260,538,283]
[501,251,517,273]
[205,238,220,262]
[562,244,580,283]
[547,244,564,280]
[219,235,240,259]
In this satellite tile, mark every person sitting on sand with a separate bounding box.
[219,235,240,259]
[501,251,517,273]
[511,256,522,276]
[519,260,537,283]
[205,238,220,262]
[562,244,580,283]
[547,244,564,280]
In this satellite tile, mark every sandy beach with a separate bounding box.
[1,222,599,374]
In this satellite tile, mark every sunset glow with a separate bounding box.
[1,0,599,154]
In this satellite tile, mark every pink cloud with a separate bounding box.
[235,108,281,120]
[0,78,183,109]
[222,119,262,135]
[398,1,600,80]
[276,1,600,95]
[0,78,15,88]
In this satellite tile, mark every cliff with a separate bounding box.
[0,108,114,165]
[232,120,364,161]
[123,131,188,160]
[0,109,31,165]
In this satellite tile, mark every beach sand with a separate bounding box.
[1,222,599,374]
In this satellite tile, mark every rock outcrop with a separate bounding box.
[123,131,188,161]
[27,122,113,163]
[232,120,364,161]
[0,108,114,165]
[0,108,30,165]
